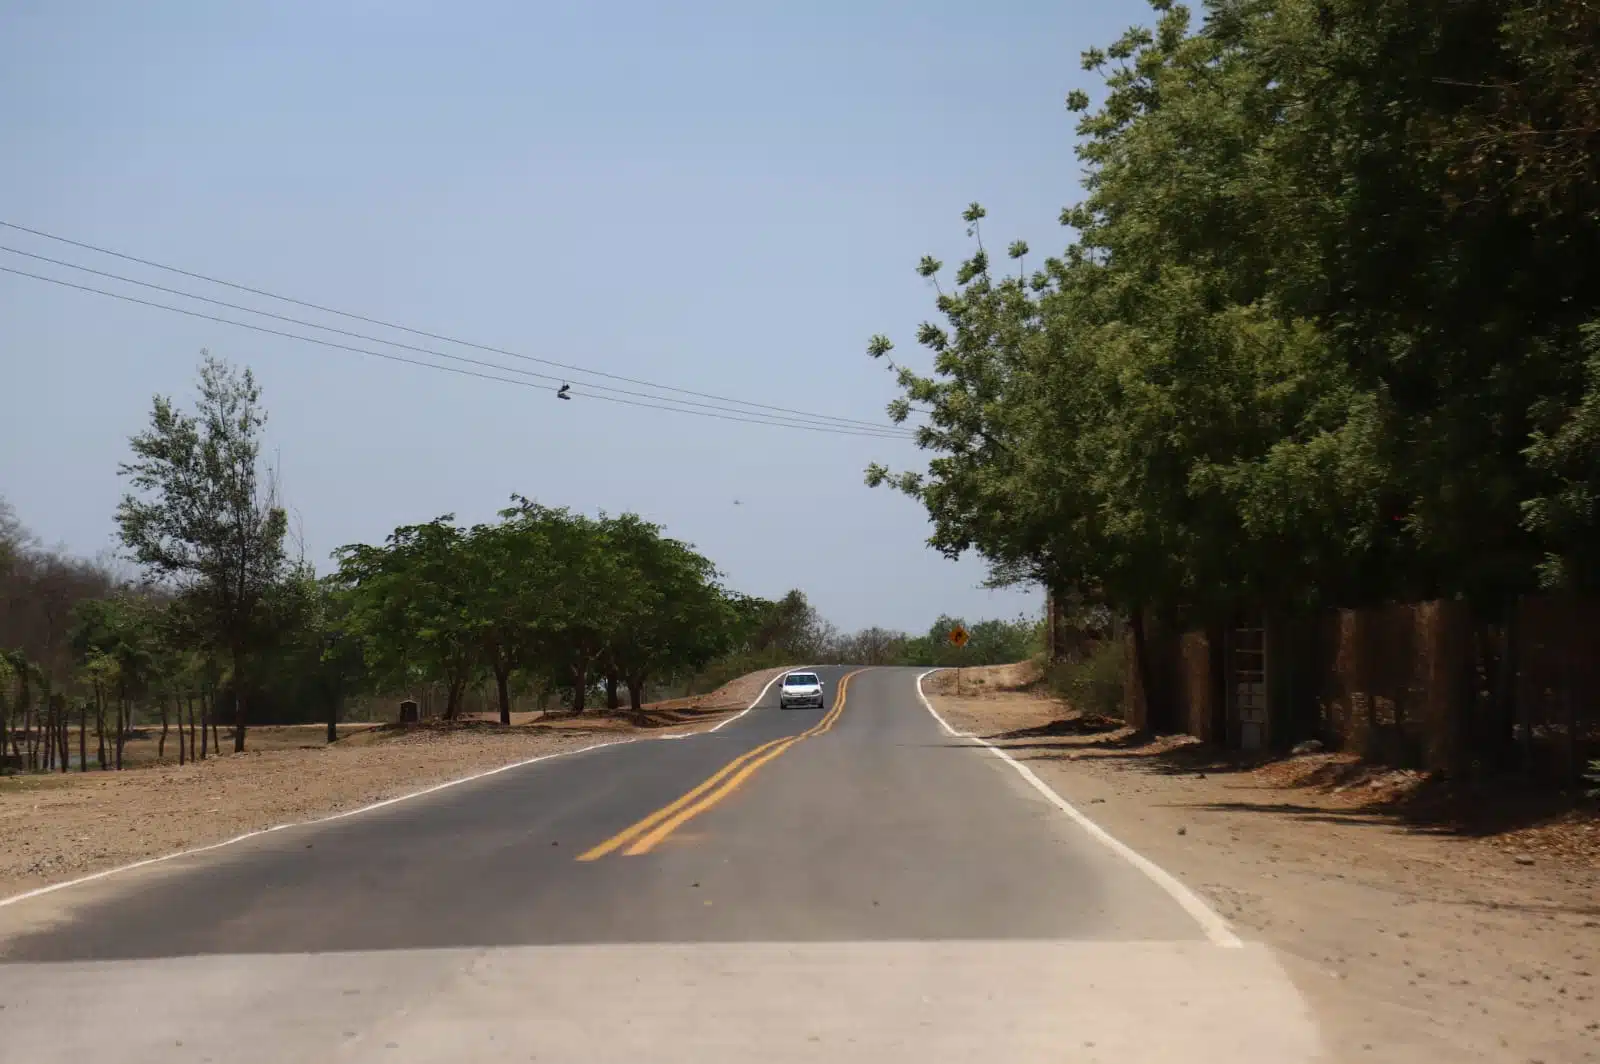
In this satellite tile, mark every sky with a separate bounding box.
[0,0,1147,632]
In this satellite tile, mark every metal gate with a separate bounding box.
[1233,626,1268,751]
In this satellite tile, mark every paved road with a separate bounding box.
[0,666,1320,1062]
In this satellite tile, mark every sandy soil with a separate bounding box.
[923,664,1600,1064]
[0,666,791,900]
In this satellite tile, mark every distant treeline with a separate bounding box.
[2,356,1042,772]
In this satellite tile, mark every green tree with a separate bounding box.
[459,500,575,725]
[832,626,909,666]
[337,516,478,720]
[0,649,29,771]
[250,566,364,739]
[747,590,834,660]
[600,516,735,714]
[539,509,639,713]
[71,595,162,769]
[864,0,1600,769]
[116,354,288,752]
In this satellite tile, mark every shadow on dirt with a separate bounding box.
[986,715,1599,843]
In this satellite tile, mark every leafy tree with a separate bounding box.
[600,516,734,714]
[869,0,1597,615]
[537,509,640,713]
[0,649,28,770]
[462,510,542,725]
[71,595,162,769]
[830,626,908,666]
[314,583,366,743]
[116,354,288,751]
[337,516,478,719]
[746,590,835,660]
[250,567,364,738]
[888,614,1038,668]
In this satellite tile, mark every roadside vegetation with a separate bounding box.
[866,0,1600,776]
[1,356,1040,776]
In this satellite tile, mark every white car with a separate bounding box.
[778,671,824,710]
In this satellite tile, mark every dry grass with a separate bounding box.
[920,659,1044,696]
[12,722,387,774]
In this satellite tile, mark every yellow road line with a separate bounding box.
[575,733,795,862]
[621,669,861,856]
[579,669,864,861]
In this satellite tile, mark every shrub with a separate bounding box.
[1047,639,1127,720]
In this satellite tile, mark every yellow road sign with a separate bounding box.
[949,625,969,648]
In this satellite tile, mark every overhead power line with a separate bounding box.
[0,243,918,439]
[0,219,917,435]
[0,263,918,439]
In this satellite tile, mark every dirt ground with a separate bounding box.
[924,664,1600,1064]
[0,666,791,900]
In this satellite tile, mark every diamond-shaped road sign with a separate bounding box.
[949,625,969,648]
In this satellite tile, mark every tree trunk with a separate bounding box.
[1487,615,1519,772]
[1129,606,1155,732]
[95,682,108,770]
[53,699,62,770]
[78,700,87,772]
[115,691,126,770]
[570,661,589,714]
[1508,602,1530,774]
[604,672,621,712]
[1359,613,1381,760]
[19,671,34,772]
[186,695,197,762]
[444,677,466,721]
[327,680,342,745]
[159,695,170,759]
[44,696,52,771]
[57,697,69,773]
[627,672,647,718]
[494,665,512,727]
[199,690,209,761]
[176,695,185,765]
[41,696,53,772]
[232,647,248,753]
[1206,623,1229,744]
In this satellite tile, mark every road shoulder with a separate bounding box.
[923,666,1600,1064]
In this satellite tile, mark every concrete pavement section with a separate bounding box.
[0,666,1324,1062]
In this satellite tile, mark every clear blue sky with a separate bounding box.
[0,0,1145,632]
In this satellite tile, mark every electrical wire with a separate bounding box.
[0,219,919,434]
[0,263,921,439]
[0,243,919,439]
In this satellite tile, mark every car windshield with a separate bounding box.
[784,674,819,686]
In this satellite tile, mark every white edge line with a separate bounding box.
[708,666,804,732]
[915,669,1243,949]
[0,671,798,910]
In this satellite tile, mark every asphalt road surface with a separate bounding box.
[0,666,1321,1063]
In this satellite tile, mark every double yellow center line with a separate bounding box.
[577,669,863,860]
